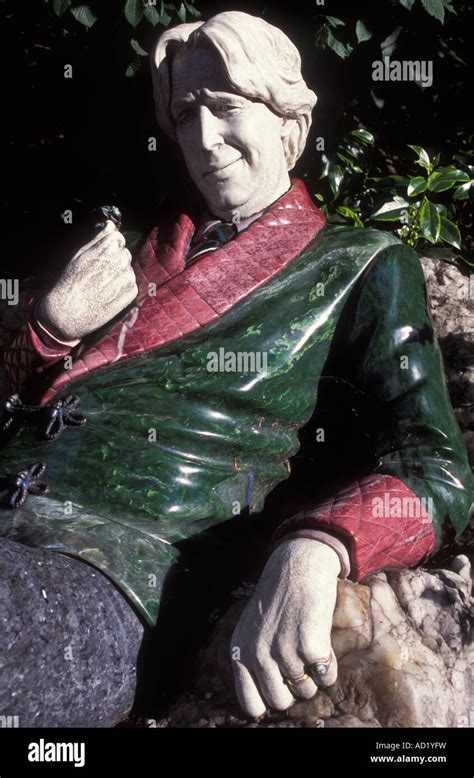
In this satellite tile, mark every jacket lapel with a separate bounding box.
[41,179,326,402]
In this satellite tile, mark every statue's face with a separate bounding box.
[170,43,290,220]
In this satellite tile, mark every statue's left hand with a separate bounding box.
[230,538,340,718]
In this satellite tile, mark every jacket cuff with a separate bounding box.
[270,474,436,581]
[271,529,351,578]
[3,297,74,396]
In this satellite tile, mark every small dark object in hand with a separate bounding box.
[93,205,122,232]
[0,462,49,509]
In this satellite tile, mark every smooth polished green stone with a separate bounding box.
[1,225,472,626]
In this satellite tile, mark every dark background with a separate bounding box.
[1,0,471,280]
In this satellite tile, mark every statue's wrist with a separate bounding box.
[273,531,350,578]
[34,299,81,348]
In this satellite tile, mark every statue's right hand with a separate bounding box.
[37,221,138,342]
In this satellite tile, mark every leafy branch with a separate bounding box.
[316,0,456,62]
[51,0,201,75]
[317,133,473,267]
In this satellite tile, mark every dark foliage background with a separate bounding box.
[1,0,472,280]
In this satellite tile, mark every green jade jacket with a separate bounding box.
[1,179,473,627]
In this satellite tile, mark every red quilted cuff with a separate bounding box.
[3,297,72,396]
[270,474,436,581]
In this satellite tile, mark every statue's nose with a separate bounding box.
[197,105,225,151]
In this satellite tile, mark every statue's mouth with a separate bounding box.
[203,157,242,178]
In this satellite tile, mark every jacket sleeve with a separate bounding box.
[3,297,73,397]
[272,240,474,580]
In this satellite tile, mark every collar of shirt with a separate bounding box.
[191,208,265,246]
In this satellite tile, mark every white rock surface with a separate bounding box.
[185,555,473,728]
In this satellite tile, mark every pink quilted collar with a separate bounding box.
[40,178,326,402]
[132,177,325,299]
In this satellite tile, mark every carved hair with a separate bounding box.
[152,11,317,170]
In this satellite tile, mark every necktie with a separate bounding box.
[185,221,238,266]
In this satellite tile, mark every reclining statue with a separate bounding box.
[0,10,472,726]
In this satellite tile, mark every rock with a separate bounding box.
[325,715,381,728]
[289,690,335,720]
[419,255,474,465]
[189,556,473,728]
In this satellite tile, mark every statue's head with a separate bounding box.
[152,11,317,220]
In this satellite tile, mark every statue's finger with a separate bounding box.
[303,646,338,688]
[252,654,295,711]
[231,660,267,719]
[277,651,318,699]
[76,220,116,257]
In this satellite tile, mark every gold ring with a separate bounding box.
[284,672,311,688]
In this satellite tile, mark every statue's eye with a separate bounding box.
[177,109,196,126]
[216,103,239,114]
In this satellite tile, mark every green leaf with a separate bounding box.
[453,181,473,200]
[428,167,470,192]
[375,175,409,189]
[408,144,431,171]
[337,151,357,166]
[371,197,410,222]
[184,1,201,16]
[381,27,402,59]
[453,153,474,172]
[70,5,97,28]
[176,2,187,22]
[144,4,161,25]
[439,216,461,249]
[399,0,415,9]
[422,247,458,262]
[346,143,365,160]
[328,165,344,197]
[124,0,144,27]
[53,0,72,17]
[350,129,375,146]
[319,153,331,179]
[336,206,364,227]
[159,4,172,26]
[130,38,148,56]
[356,20,372,43]
[125,57,142,77]
[326,29,353,59]
[324,16,346,28]
[420,0,445,23]
[370,89,385,109]
[408,176,428,196]
[420,201,441,243]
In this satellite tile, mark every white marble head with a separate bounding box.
[152,11,317,220]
